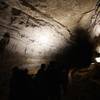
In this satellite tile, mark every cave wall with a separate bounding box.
[0,0,71,69]
[0,0,97,69]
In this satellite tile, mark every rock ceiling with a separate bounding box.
[5,0,97,28]
[0,0,99,70]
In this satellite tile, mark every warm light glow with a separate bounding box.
[34,27,55,48]
[96,46,100,53]
[38,35,49,44]
[95,57,100,63]
[19,26,66,57]
[93,25,100,37]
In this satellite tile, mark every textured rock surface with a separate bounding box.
[0,0,71,68]
[0,0,97,68]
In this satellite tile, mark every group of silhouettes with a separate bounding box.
[9,62,69,100]
[0,28,96,100]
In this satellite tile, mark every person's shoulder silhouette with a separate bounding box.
[36,64,46,78]
[0,32,10,52]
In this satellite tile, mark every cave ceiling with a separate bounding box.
[0,0,99,70]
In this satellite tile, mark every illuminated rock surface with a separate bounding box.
[0,0,98,69]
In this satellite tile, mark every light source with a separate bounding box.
[93,25,100,37]
[96,46,100,54]
[20,26,66,58]
[34,26,55,48]
[95,57,100,63]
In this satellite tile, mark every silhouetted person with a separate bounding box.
[42,61,62,100]
[34,64,48,100]
[33,62,62,100]
[0,32,10,56]
[63,28,94,69]
[9,67,34,100]
[36,64,46,78]
[53,27,95,99]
